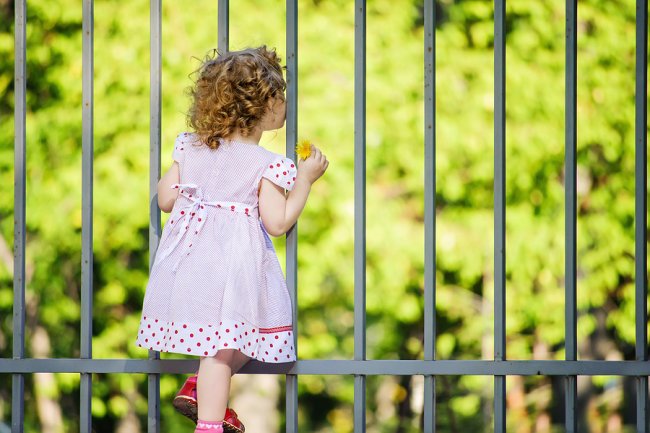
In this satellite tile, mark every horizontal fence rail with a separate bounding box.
[3,359,650,376]
[6,0,649,432]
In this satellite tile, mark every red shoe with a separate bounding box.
[172,375,246,433]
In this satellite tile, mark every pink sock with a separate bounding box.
[194,420,223,433]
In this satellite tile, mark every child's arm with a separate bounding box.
[157,162,180,213]
[259,146,328,236]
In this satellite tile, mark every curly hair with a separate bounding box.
[187,46,286,150]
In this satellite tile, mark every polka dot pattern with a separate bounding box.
[136,132,296,363]
[262,157,298,191]
[136,317,295,362]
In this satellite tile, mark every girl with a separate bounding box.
[136,46,329,433]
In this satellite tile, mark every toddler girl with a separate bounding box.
[136,46,328,433]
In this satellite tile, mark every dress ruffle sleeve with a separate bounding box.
[261,156,298,191]
[172,133,188,164]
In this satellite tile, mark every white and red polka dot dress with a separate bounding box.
[136,132,297,363]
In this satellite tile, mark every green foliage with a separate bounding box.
[0,0,646,431]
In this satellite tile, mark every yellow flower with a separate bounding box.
[295,139,312,160]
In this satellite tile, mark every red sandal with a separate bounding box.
[172,375,246,433]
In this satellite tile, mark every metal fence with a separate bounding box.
[2,0,650,432]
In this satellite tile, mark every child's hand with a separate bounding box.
[297,145,328,185]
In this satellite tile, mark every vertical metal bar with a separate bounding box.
[218,0,229,53]
[493,0,506,431]
[148,0,162,432]
[564,0,578,431]
[80,1,94,432]
[12,1,27,432]
[285,1,299,432]
[635,0,649,431]
[354,1,367,432]
[423,0,436,431]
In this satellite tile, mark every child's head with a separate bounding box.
[187,46,286,149]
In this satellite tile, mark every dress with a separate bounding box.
[136,132,297,363]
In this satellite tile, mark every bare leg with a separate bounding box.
[197,349,251,421]
[197,354,231,421]
[230,350,251,375]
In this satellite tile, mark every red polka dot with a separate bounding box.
[145,339,148,342]
[175,330,178,334]
[147,325,151,328]
[187,348,191,352]
[224,343,228,347]
[280,349,283,353]
[204,351,208,356]
[180,339,184,343]
[140,330,143,334]
[207,337,211,341]
[190,333,194,338]
[252,352,255,356]
[155,319,158,323]
[283,171,287,175]
[269,165,274,169]
[199,328,203,332]
[226,329,230,333]
[270,344,274,348]
[274,357,278,361]
[290,164,295,168]
[235,324,238,328]
[197,342,201,347]
[234,338,237,342]
[152,333,156,337]
[172,344,176,348]
[276,163,281,167]
[262,337,265,341]
[183,324,187,328]
[275,335,279,339]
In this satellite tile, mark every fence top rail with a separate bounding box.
[2,359,650,376]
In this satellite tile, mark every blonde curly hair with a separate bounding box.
[187,46,286,149]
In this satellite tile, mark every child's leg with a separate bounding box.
[229,349,251,375]
[196,353,232,422]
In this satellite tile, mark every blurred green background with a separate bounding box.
[0,0,647,431]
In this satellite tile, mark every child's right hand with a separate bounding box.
[297,145,329,184]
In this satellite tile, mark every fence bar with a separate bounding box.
[5,359,650,375]
[11,1,27,432]
[285,0,299,431]
[80,1,95,432]
[423,0,436,431]
[635,0,649,431]
[354,0,367,432]
[493,0,506,431]
[564,0,578,431]
[218,0,229,53]
[147,0,163,432]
